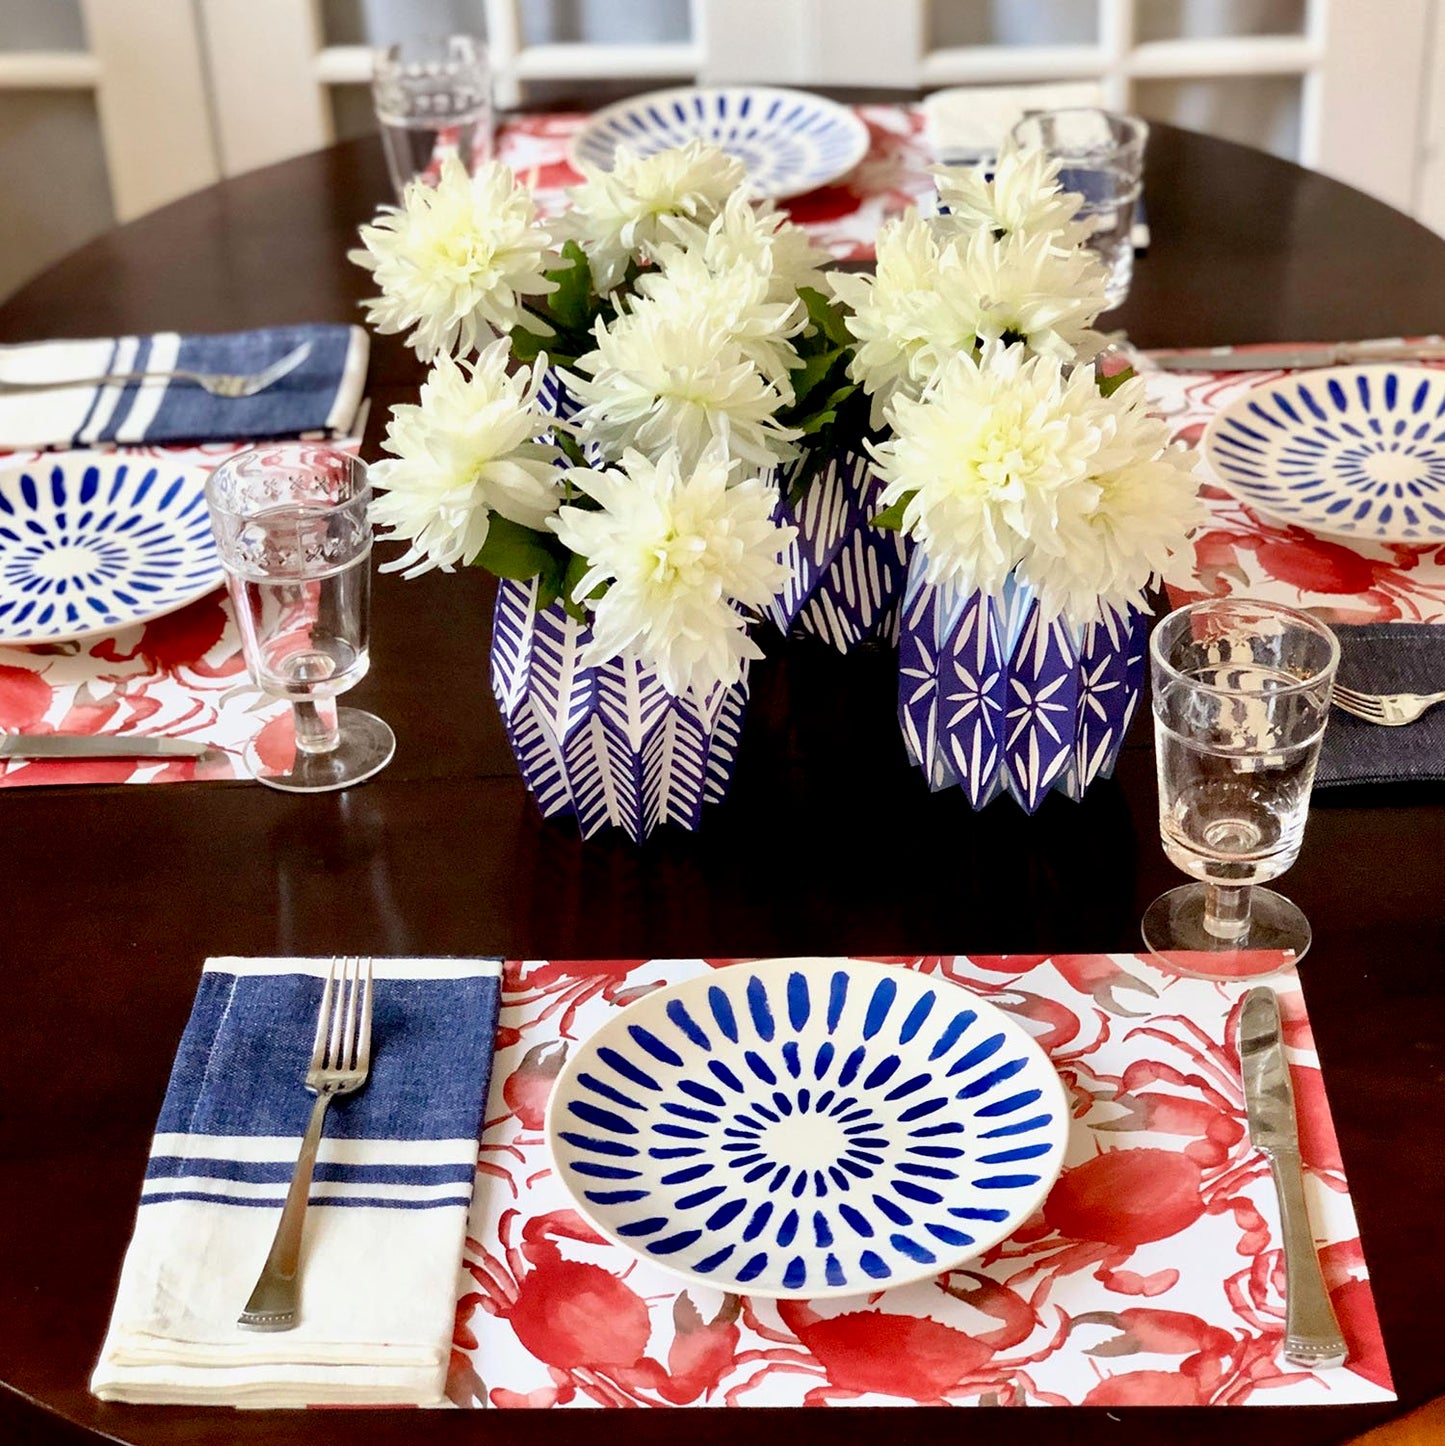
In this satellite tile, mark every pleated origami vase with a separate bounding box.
[490,577,750,843]
[896,554,1149,812]
[764,448,911,653]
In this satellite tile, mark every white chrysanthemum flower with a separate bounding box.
[828,211,984,424]
[550,447,794,696]
[1021,374,1202,621]
[660,190,830,305]
[959,227,1109,362]
[370,339,562,578]
[557,140,745,293]
[871,344,1107,597]
[350,155,559,360]
[873,344,1200,620]
[568,304,801,472]
[632,247,805,395]
[932,141,1089,244]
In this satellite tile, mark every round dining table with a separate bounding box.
[2,110,1444,1446]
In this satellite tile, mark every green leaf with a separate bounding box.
[509,325,551,363]
[1097,364,1137,398]
[473,514,563,582]
[871,493,913,532]
[545,240,595,336]
[799,286,853,348]
[787,345,846,411]
[555,429,587,469]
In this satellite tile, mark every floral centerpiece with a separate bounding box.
[831,146,1202,811]
[349,137,1199,834]
[350,147,843,839]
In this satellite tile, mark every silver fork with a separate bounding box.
[1332,684,1445,726]
[0,340,312,399]
[238,955,374,1332]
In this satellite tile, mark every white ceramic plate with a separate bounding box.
[546,957,1069,1299]
[1202,364,1445,543]
[567,86,871,200]
[0,453,223,644]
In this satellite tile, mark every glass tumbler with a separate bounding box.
[206,444,395,793]
[1009,107,1148,309]
[372,34,493,200]
[1142,599,1339,976]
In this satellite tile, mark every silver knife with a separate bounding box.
[0,734,210,760]
[1150,338,1445,371]
[1239,987,1348,1369]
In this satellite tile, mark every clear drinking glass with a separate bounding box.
[1142,599,1339,976]
[205,444,395,793]
[372,34,493,201]
[1009,107,1148,309]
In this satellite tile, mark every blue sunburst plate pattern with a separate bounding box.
[546,958,1069,1299]
[567,86,870,200]
[1203,364,1445,543]
[0,453,222,644]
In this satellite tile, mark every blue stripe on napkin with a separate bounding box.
[136,325,362,444]
[145,960,502,1214]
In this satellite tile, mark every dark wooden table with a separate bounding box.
[2,118,1444,1446]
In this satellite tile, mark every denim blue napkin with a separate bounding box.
[1317,623,1445,787]
[0,324,368,450]
[92,956,502,1407]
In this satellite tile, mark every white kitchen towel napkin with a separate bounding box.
[0,324,368,451]
[91,956,502,1407]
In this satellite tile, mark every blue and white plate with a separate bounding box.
[567,86,870,200]
[1203,364,1445,543]
[0,453,223,644]
[545,957,1068,1299]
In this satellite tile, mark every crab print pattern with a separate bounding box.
[456,954,1393,1409]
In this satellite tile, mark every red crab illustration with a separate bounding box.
[727,1272,1068,1406]
[993,1002,1274,1300]
[454,1208,741,1407]
[506,957,662,1038]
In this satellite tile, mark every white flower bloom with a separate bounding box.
[932,142,1089,244]
[568,303,801,472]
[660,190,831,305]
[959,227,1109,363]
[558,140,745,293]
[350,155,558,360]
[370,339,562,578]
[1020,374,1203,622]
[829,211,984,424]
[550,447,794,697]
[872,344,1104,598]
[632,246,805,395]
[872,344,1200,620]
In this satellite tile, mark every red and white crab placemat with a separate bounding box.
[0,431,365,789]
[495,105,936,262]
[454,953,1392,1409]
[1151,364,1445,623]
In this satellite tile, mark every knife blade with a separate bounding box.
[1150,338,1445,371]
[1239,987,1348,1369]
[0,734,210,760]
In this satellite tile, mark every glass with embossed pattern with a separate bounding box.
[205,443,394,792]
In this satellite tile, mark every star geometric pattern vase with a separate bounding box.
[896,553,1149,813]
[490,576,750,843]
[765,448,912,653]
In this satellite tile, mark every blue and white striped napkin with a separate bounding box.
[91,956,501,1408]
[0,324,368,451]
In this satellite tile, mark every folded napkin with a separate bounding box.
[921,81,1106,164]
[1317,623,1445,787]
[0,324,368,450]
[91,956,501,1408]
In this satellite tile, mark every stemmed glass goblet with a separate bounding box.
[1142,599,1339,977]
[206,443,395,793]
